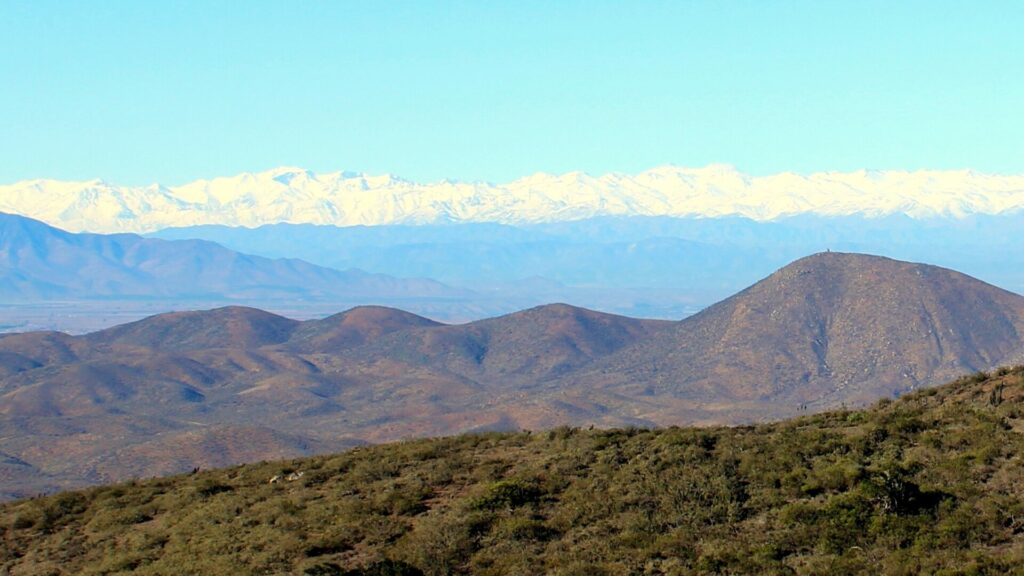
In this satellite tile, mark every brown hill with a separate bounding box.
[575,252,1024,410]
[347,303,673,383]
[0,331,84,376]
[0,303,669,498]
[465,303,673,379]
[85,306,299,351]
[286,306,442,353]
[1,253,1023,498]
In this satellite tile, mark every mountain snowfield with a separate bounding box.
[3,164,1024,233]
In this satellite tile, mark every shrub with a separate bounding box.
[863,462,946,516]
[471,480,541,511]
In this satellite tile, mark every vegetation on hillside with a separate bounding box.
[4,367,1024,575]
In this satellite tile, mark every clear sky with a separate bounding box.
[2,1,1022,185]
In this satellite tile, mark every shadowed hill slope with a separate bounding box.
[4,367,1024,575]
[0,331,84,376]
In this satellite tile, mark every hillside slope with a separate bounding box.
[3,367,1024,575]
[570,252,1024,416]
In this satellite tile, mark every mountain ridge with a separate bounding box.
[0,212,465,304]
[4,165,1024,232]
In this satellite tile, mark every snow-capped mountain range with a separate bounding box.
[2,165,1024,233]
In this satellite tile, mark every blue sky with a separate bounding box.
[2,1,1022,185]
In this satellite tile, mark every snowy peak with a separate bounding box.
[2,165,1024,233]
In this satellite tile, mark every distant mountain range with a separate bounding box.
[0,213,721,327]
[0,212,462,303]
[150,214,1024,308]
[3,165,1024,233]
[1,252,1021,498]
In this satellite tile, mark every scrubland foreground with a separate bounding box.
[4,367,1024,575]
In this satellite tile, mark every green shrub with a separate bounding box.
[471,479,541,511]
